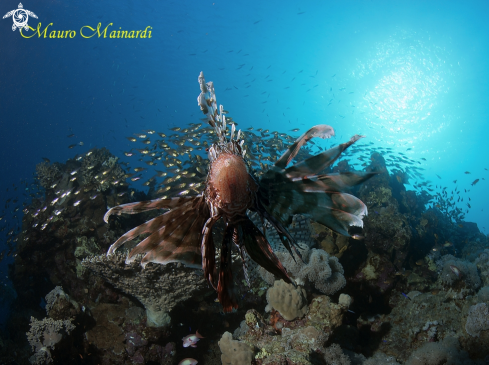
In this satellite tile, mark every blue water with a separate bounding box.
[1,0,489,325]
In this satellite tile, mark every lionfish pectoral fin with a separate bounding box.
[241,218,292,285]
[259,209,302,262]
[104,196,197,223]
[217,225,238,313]
[111,196,208,269]
[275,124,335,168]
[284,134,365,179]
[308,193,368,236]
[107,214,168,256]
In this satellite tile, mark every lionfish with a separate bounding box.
[104,72,376,312]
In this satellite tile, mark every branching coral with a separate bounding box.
[35,161,60,189]
[364,186,393,207]
[26,316,75,365]
[82,252,210,327]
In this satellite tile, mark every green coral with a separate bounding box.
[427,256,437,271]
[74,236,100,259]
[365,186,393,207]
[255,347,270,359]
[245,311,257,328]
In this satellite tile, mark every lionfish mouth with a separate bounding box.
[103,72,376,313]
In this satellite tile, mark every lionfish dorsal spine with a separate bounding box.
[230,122,235,141]
[199,71,246,149]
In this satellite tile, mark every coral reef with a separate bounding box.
[84,299,176,364]
[6,116,489,365]
[465,303,489,337]
[477,285,489,303]
[259,246,346,295]
[475,249,489,286]
[265,279,308,321]
[35,161,61,189]
[348,288,489,362]
[82,252,211,327]
[437,254,481,290]
[45,286,80,320]
[80,148,125,192]
[227,293,349,364]
[218,331,254,365]
[26,316,75,365]
[323,343,352,365]
[404,337,475,365]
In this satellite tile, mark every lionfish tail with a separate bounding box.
[106,196,209,269]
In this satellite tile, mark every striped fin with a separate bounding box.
[284,134,364,179]
[107,196,209,269]
[241,218,292,285]
[104,196,197,223]
[275,125,335,168]
[267,189,368,236]
[293,171,379,192]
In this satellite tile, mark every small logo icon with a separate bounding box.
[3,3,37,32]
